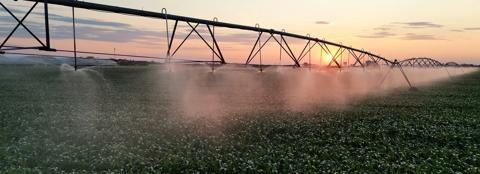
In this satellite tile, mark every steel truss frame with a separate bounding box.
[1,0,392,69]
[400,58,444,68]
[0,1,54,52]
[378,60,417,91]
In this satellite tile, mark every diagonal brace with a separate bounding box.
[206,24,226,64]
[246,34,273,65]
[171,23,199,56]
[270,34,300,67]
[323,44,344,68]
[186,22,222,60]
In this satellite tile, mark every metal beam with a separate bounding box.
[44,0,51,48]
[246,35,273,65]
[167,20,178,57]
[206,24,225,64]
[186,22,223,60]
[298,41,317,63]
[270,34,300,67]
[348,50,365,67]
[171,23,199,57]
[72,2,77,70]
[245,32,263,65]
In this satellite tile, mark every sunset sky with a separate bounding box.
[1,0,480,64]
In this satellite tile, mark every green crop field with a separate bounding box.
[0,65,479,173]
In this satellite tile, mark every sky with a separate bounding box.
[1,0,480,64]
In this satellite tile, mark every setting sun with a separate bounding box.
[322,54,334,65]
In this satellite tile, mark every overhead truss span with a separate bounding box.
[1,0,394,69]
[400,58,444,68]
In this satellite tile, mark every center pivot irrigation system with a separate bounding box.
[0,0,462,90]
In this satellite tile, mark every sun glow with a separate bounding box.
[322,54,333,65]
